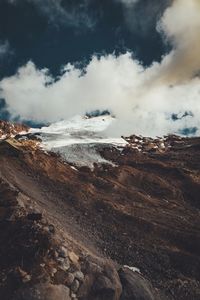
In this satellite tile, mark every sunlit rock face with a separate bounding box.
[0,120,29,139]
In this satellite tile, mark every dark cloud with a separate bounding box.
[7,0,97,30]
[0,0,167,80]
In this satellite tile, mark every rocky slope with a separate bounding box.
[0,120,28,139]
[0,120,200,299]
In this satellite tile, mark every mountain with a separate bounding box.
[0,118,200,300]
[0,120,29,139]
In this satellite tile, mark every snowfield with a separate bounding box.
[30,115,127,167]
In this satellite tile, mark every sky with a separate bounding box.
[0,0,200,136]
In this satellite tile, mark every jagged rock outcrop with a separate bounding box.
[0,120,29,139]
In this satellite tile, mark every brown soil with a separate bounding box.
[0,134,200,299]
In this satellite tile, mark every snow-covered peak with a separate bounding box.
[37,115,113,134]
[30,115,127,168]
[31,115,127,148]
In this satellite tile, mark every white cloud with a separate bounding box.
[0,0,200,137]
[118,0,171,35]
[156,0,200,83]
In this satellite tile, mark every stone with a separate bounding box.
[54,270,68,283]
[58,246,69,258]
[71,292,77,299]
[51,268,57,277]
[14,267,31,283]
[93,275,117,300]
[77,260,122,300]
[59,258,70,271]
[74,271,84,282]
[71,279,80,293]
[118,267,158,300]
[56,257,65,263]
[22,273,31,283]
[48,224,55,234]
[69,251,79,265]
[12,283,71,300]
[43,226,54,234]
[40,263,45,268]
[65,272,75,286]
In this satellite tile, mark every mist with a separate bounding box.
[0,0,200,137]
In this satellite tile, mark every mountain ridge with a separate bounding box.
[0,119,200,299]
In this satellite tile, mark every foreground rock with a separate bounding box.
[119,268,158,300]
[13,284,71,300]
[78,260,122,300]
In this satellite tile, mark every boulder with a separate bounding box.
[78,260,122,300]
[12,283,71,300]
[119,267,159,300]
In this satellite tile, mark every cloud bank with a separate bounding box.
[0,0,200,137]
